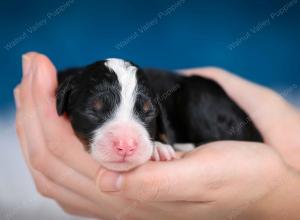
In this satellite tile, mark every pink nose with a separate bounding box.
[113,138,137,156]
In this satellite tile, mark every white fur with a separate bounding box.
[153,141,176,161]
[173,143,195,151]
[105,58,138,121]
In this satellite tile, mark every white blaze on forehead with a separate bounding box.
[104,58,138,119]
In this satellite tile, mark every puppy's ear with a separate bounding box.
[155,102,175,145]
[56,68,80,115]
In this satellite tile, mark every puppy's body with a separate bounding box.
[143,69,263,145]
[57,59,262,171]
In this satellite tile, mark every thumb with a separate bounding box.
[97,157,213,202]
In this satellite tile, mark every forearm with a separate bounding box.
[242,168,300,220]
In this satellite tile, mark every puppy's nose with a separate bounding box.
[113,138,137,156]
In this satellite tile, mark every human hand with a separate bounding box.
[97,67,300,220]
[14,52,139,219]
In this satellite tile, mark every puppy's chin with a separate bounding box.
[100,160,148,172]
[90,144,153,171]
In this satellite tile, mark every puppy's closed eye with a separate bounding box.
[135,95,155,117]
[86,96,112,121]
[143,100,152,113]
[92,99,103,111]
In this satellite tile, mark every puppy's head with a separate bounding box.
[57,58,162,171]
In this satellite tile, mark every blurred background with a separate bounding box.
[0,0,299,219]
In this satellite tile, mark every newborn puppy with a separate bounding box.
[56,58,262,171]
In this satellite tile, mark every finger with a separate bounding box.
[15,89,29,165]
[148,201,213,220]
[14,85,32,169]
[15,90,101,219]
[14,86,97,217]
[17,90,110,207]
[57,202,99,218]
[17,53,99,201]
[18,52,47,170]
[20,53,98,178]
[117,201,173,220]
[31,170,103,218]
[20,101,97,218]
[29,53,100,179]
[30,143,113,207]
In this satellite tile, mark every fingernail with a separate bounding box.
[13,88,20,109]
[98,171,123,192]
[22,54,32,77]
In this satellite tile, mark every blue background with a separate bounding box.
[1,0,299,112]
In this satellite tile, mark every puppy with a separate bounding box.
[56,58,262,171]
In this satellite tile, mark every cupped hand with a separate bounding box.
[14,52,145,219]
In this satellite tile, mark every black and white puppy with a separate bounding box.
[56,58,262,171]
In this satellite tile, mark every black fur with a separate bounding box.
[144,69,263,145]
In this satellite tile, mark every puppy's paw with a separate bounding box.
[151,142,176,161]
